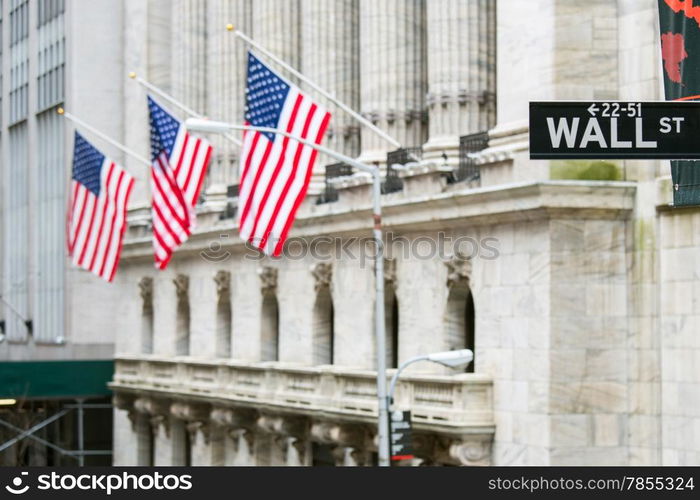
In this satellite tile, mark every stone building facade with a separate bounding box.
[46,0,699,465]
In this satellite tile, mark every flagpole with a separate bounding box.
[226,24,402,151]
[185,117,391,467]
[128,73,243,147]
[57,108,152,167]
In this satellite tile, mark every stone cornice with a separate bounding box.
[120,181,636,262]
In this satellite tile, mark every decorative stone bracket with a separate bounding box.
[445,252,472,288]
[311,262,332,292]
[384,258,397,287]
[213,270,231,300]
[258,267,278,294]
[138,277,153,311]
[173,274,189,302]
[171,401,212,445]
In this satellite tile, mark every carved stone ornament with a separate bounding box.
[173,274,189,301]
[445,253,472,288]
[258,267,278,294]
[310,422,366,448]
[448,439,492,466]
[186,420,210,446]
[213,270,231,299]
[134,397,170,419]
[311,262,332,292]
[150,415,170,437]
[229,428,254,451]
[170,401,210,422]
[384,258,397,287]
[256,414,308,439]
[138,277,153,308]
[112,392,135,412]
[210,407,256,430]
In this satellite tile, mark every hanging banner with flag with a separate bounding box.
[238,51,331,256]
[148,95,213,269]
[658,0,700,206]
[67,132,135,282]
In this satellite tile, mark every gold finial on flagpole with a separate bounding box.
[226,23,234,31]
[57,107,64,115]
[128,72,137,79]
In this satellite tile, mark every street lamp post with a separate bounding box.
[185,118,392,466]
[386,349,473,462]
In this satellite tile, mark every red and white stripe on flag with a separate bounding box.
[148,96,213,269]
[67,133,135,282]
[238,56,331,256]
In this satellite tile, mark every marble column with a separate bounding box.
[171,0,208,113]
[301,0,360,193]
[147,0,173,93]
[122,0,151,206]
[251,0,301,69]
[205,0,251,206]
[169,1,207,201]
[358,0,427,164]
[422,0,496,162]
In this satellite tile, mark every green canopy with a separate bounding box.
[0,360,114,400]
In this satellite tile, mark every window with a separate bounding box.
[385,285,399,369]
[312,287,334,365]
[260,292,279,361]
[37,0,65,111]
[9,0,29,124]
[445,283,476,373]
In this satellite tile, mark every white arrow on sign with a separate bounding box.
[587,103,599,116]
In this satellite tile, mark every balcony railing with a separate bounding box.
[316,163,354,204]
[111,356,494,433]
[220,184,240,220]
[382,147,423,194]
[450,131,489,184]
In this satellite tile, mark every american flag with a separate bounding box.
[148,95,213,269]
[238,52,331,256]
[67,132,135,282]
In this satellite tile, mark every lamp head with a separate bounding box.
[185,118,232,134]
[426,349,474,368]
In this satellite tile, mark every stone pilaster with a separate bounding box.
[300,0,360,193]
[205,0,251,205]
[358,0,427,164]
[422,0,496,162]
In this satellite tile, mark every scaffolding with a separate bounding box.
[0,400,112,466]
